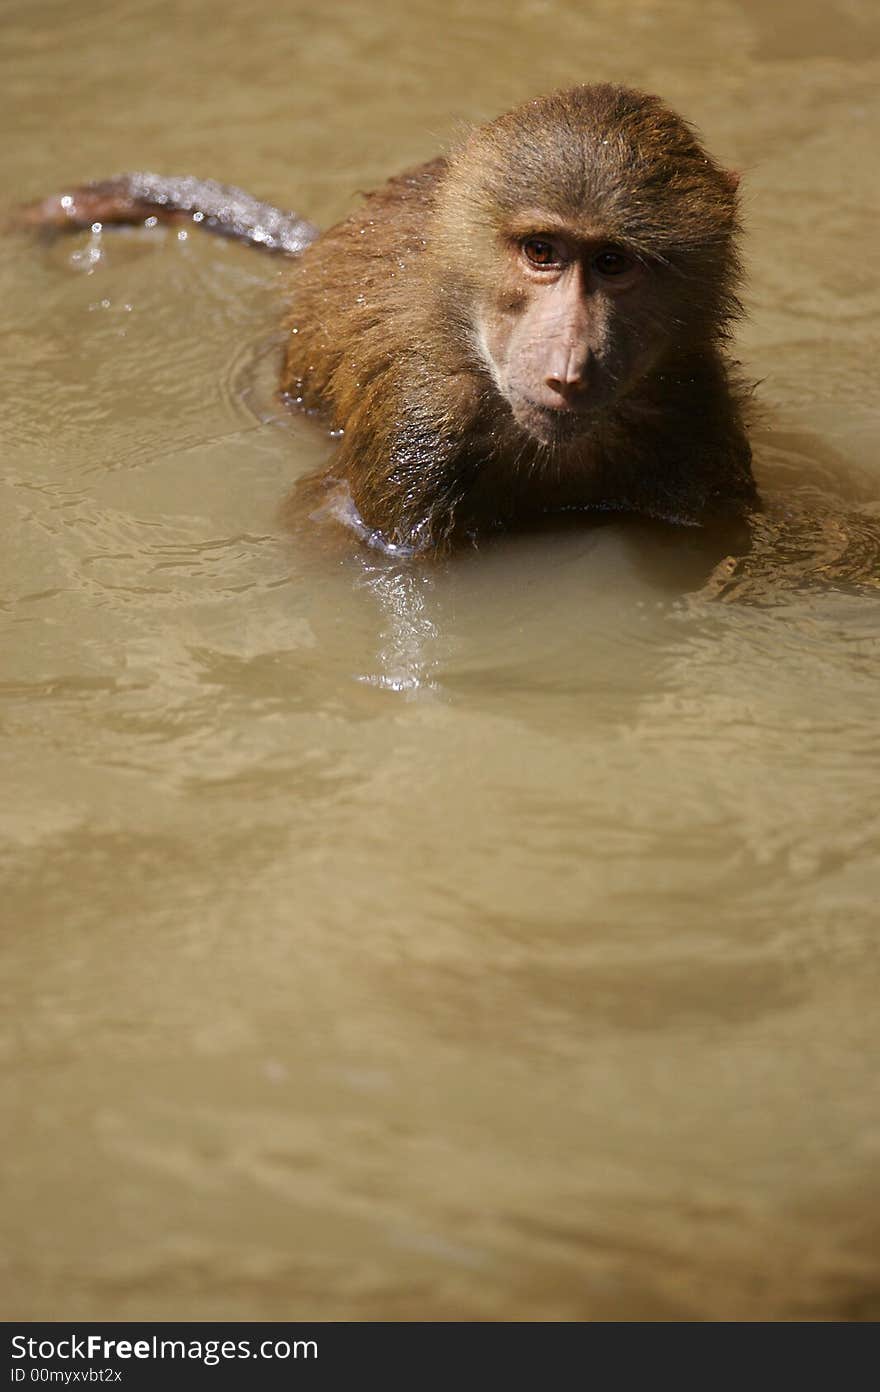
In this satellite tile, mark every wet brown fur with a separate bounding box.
[282,84,755,551]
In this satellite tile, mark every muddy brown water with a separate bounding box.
[2,0,879,1321]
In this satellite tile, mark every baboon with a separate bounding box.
[18,84,755,555]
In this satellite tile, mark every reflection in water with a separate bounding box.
[2,0,880,1324]
[706,495,880,602]
[700,430,880,603]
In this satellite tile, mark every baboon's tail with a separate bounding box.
[14,173,319,255]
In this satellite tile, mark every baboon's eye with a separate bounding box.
[593,247,636,277]
[522,238,562,267]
